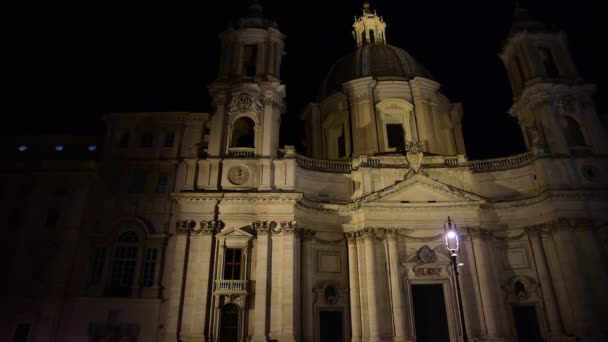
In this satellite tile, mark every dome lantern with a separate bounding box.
[353,2,386,47]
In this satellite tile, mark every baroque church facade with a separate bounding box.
[2,2,608,342]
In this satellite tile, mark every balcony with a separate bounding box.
[227,147,255,158]
[214,280,249,295]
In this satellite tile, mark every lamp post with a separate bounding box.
[444,216,468,342]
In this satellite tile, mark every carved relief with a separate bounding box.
[251,220,299,236]
[175,220,221,235]
[230,93,263,115]
[416,245,437,264]
[405,140,424,173]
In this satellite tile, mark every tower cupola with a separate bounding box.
[352,2,387,46]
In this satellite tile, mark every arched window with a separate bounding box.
[561,116,586,147]
[231,117,255,148]
[106,231,139,297]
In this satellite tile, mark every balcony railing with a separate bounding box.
[227,147,255,158]
[468,151,535,172]
[214,280,249,294]
[295,154,352,173]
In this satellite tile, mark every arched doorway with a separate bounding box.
[219,303,239,342]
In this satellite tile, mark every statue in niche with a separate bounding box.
[324,284,337,305]
[514,280,528,300]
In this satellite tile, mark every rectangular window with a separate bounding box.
[155,172,169,193]
[8,208,24,228]
[142,247,158,287]
[337,125,346,158]
[243,44,258,76]
[164,132,175,147]
[386,124,405,149]
[539,47,559,78]
[119,132,130,148]
[89,247,106,286]
[223,248,242,280]
[12,323,30,342]
[110,174,121,193]
[107,245,138,296]
[140,132,154,148]
[128,170,148,194]
[45,208,60,228]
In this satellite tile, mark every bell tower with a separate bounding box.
[203,0,286,190]
[500,6,608,155]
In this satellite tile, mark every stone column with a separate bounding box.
[362,228,380,342]
[180,222,217,340]
[281,222,301,342]
[269,223,283,339]
[347,233,362,342]
[538,226,575,335]
[528,227,563,338]
[252,222,271,342]
[302,230,314,342]
[385,230,408,342]
[159,221,189,342]
[470,229,507,340]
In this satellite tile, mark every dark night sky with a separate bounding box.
[5,0,607,159]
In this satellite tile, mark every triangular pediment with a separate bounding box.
[216,225,254,238]
[359,174,485,205]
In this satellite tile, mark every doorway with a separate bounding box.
[411,284,450,342]
[319,310,343,342]
[512,306,543,342]
[219,303,239,342]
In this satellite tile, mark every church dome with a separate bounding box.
[320,44,434,99]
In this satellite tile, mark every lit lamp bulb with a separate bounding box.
[444,217,459,254]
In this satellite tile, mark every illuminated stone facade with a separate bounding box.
[2,2,608,342]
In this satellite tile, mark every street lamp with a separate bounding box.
[444,216,468,342]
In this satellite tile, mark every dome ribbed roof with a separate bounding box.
[320,44,433,99]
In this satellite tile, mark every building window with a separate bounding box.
[164,132,175,147]
[8,208,24,228]
[338,125,346,158]
[155,172,169,193]
[561,116,586,147]
[45,208,60,228]
[106,232,139,297]
[223,248,242,280]
[119,132,130,148]
[386,123,405,149]
[128,170,148,194]
[110,174,121,193]
[89,247,106,286]
[140,132,154,148]
[231,117,255,148]
[369,29,375,43]
[12,323,31,342]
[539,47,559,78]
[242,44,258,76]
[142,247,158,287]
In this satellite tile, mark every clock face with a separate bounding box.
[227,166,250,185]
